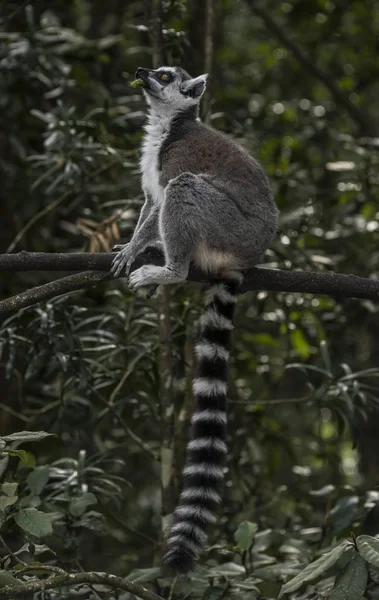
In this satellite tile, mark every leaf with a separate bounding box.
[279,541,350,597]
[319,340,332,371]
[309,484,335,497]
[207,562,246,577]
[18,495,41,508]
[357,535,379,568]
[329,554,368,599]
[252,529,274,552]
[2,431,55,444]
[328,496,359,536]
[290,329,311,359]
[0,495,18,511]
[1,483,18,497]
[69,492,97,517]
[26,468,50,495]
[0,570,20,587]
[5,450,35,468]
[14,509,54,538]
[234,521,258,551]
[127,567,162,583]
[15,542,56,557]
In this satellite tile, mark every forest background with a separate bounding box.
[1,1,379,598]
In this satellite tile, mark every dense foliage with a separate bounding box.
[1,1,379,598]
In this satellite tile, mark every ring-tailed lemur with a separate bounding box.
[111,66,278,572]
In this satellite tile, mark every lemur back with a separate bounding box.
[111,65,278,573]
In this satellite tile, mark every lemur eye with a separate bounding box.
[159,72,170,81]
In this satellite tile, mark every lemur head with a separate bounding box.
[134,66,207,114]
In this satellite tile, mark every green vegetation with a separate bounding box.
[0,1,379,598]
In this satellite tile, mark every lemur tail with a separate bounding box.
[163,272,243,573]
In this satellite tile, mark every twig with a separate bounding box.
[168,575,178,600]
[0,403,29,422]
[7,164,113,253]
[246,0,373,135]
[7,191,72,254]
[232,393,313,406]
[103,508,158,545]
[0,570,164,600]
[93,390,157,461]
[0,534,27,567]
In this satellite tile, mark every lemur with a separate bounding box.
[111,66,278,573]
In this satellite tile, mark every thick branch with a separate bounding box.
[246,0,373,135]
[0,571,164,600]
[0,250,379,316]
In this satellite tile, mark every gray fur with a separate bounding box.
[111,65,278,282]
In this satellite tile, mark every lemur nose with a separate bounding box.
[135,67,148,78]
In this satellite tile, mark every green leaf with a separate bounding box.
[0,570,20,587]
[5,450,35,468]
[319,340,332,371]
[207,562,246,577]
[329,554,368,599]
[14,508,54,538]
[126,567,162,583]
[234,521,258,551]
[328,496,359,536]
[357,535,379,568]
[309,484,335,497]
[290,329,311,359]
[279,541,350,597]
[26,467,49,495]
[1,483,18,497]
[69,492,97,517]
[2,431,55,443]
[0,495,18,511]
[18,495,41,508]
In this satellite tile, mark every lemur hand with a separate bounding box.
[111,243,139,278]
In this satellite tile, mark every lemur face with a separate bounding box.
[135,66,207,111]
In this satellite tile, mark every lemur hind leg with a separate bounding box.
[128,174,200,290]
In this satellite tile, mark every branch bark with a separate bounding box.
[245,0,373,136]
[0,250,379,317]
[0,571,164,600]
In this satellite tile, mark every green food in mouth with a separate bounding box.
[129,78,146,88]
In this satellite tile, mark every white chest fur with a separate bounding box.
[140,112,172,205]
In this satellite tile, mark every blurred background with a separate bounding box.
[1,1,379,598]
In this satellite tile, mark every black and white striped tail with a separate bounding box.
[163,272,242,573]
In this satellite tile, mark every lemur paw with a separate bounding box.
[112,244,125,252]
[128,265,160,290]
[111,243,137,278]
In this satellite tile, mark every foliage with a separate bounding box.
[1,0,379,599]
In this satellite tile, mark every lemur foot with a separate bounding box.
[129,265,185,290]
[128,265,161,289]
[111,243,138,278]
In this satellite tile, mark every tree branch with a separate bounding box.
[0,570,164,600]
[245,0,373,136]
[0,250,379,317]
[0,271,109,316]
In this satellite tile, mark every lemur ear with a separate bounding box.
[181,74,208,99]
